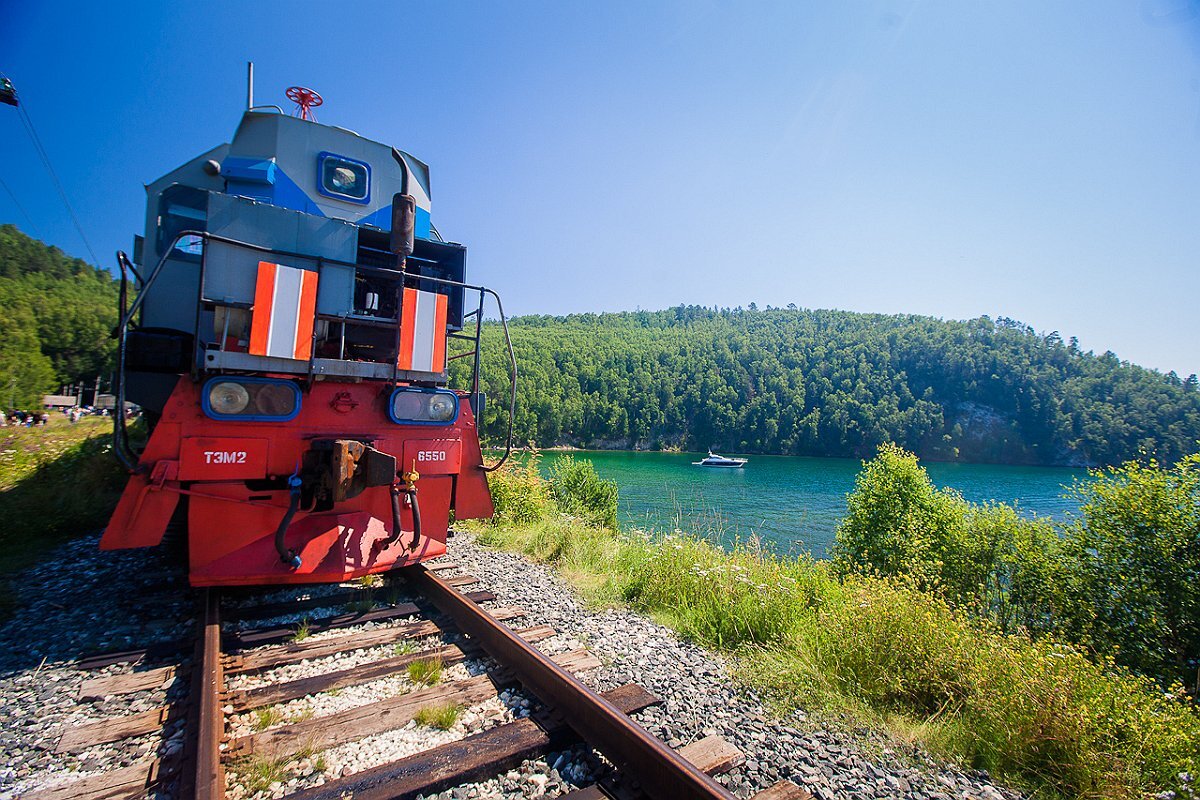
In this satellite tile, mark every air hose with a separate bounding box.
[274,473,303,569]
[382,470,421,551]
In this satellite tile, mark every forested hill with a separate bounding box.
[0,225,118,406]
[459,306,1200,466]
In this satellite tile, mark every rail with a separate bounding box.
[408,565,736,800]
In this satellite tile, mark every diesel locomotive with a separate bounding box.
[102,84,513,587]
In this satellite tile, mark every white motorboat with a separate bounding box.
[693,450,748,468]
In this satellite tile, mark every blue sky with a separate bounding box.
[3,1,1199,375]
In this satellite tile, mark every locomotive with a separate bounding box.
[101,84,513,587]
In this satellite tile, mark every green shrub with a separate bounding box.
[831,444,979,602]
[835,444,1200,692]
[547,455,619,529]
[1055,455,1200,689]
[613,533,821,649]
[487,451,557,525]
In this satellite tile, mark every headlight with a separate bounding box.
[428,393,456,421]
[208,382,250,415]
[388,387,459,426]
[203,378,301,421]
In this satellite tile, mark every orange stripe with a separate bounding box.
[248,261,276,356]
[293,270,319,360]
[398,287,418,370]
[430,292,447,372]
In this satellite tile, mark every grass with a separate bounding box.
[392,640,417,657]
[241,754,289,794]
[345,597,375,613]
[406,657,443,686]
[470,462,1200,800]
[252,706,284,731]
[0,416,128,620]
[289,617,312,643]
[237,744,319,793]
[413,702,463,730]
[345,575,380,612]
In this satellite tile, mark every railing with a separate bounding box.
[113,230,516,472]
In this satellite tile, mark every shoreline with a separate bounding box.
[489,446,1093,470]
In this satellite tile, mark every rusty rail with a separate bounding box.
[194,589,224,800]
[407,565,737,800]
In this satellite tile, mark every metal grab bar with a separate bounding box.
[479,287,516,472]
[112,250,141,473]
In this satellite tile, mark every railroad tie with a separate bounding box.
[280,683,661,800]
[224,648,602,759]
[226,589,495,649]
[226,602,422,649]
[226,624,557,712]
[77,664,181,701]
[55,705,182,754]
[224,606,527,675]
[556,734,746,800]
[19,758,170,800]
[751,781,814,800]
[222,574,478,622]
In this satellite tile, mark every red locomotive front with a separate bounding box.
[101,89,512,586]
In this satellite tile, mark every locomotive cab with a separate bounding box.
[102,101,513,587]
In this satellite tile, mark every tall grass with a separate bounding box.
[472,457,1200,800]
[0,417,128,619]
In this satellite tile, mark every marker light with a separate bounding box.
[203,377,301,421]
[388,387,459,426]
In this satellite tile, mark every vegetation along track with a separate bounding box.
[25,561,810,800]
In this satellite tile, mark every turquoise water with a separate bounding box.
[538,451,1089,558]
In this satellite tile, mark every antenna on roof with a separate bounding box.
[246,62,254,110]
[286,86,323,122]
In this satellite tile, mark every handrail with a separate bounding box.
[112,251,142,473]
[479,287,516,472]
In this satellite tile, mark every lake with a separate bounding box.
[538,451,1089,558]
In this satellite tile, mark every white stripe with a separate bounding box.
[411,290,436,371]
[268,266,303,359]
[264,271,277,356]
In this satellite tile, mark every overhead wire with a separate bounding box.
[0,173,42,238]
[14,98,101,265]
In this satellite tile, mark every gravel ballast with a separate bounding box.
[0,528,1023,800]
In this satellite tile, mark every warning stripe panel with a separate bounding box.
[249,261,319,361]
[398,288,448,373]
[399,288,418,371]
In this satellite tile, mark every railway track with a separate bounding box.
[26,562,811,800]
